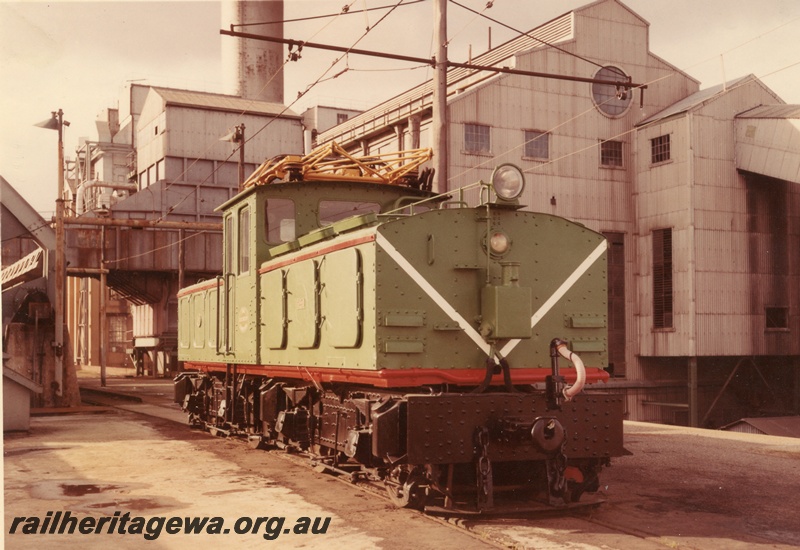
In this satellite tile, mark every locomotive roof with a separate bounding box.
[216,177,440,213]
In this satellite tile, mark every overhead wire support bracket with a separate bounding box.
[221,28,435,66]
[221,29,648,100]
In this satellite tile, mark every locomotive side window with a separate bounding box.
[265,198,296,243]
[319,200,380,225]
[239,206,250,275]
[224,215,233,274]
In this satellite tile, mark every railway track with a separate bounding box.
[204,427,673,550]
[78,390,658,549]
[81,384,800,549]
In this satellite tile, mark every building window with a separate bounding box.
[108,315,128,348]
[766,307,788,329]
[524,130,549,159]
[239,206,250,275]
[651,134,671,164]
[464,123,490,154]
[592,66,632,117]
[653,228,673,329]
[337,113,349,124]
[601,140,623,167]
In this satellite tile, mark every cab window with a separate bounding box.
[266,198,295,244]
[224,215,233,273]
[238,206,250,275]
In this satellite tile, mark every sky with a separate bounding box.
[1,0,799,218]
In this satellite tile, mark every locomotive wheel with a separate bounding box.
[386,478,424,509]
[247,435,266,450]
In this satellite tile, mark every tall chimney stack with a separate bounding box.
[222,0,284,104]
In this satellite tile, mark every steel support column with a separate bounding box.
[688,357,698,427]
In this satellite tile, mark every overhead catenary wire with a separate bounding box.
[231,0,425,28]
[124,2,800,262]
[448,0,605,70]
[120,1,409,263]
[155,0,364,224]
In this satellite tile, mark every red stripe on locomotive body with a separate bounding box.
[177,233,376,298]
[177,278,223,298]
[258,233,376,275]
[183,362,609,388]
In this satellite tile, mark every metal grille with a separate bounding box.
[603,232,626,376]
[652,228,673,329]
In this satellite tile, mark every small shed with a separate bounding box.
[3,366,43,431]
[720,417,800,438]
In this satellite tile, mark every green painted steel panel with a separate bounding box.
[480,284,532,339]
[192,293,206,349]
[571,339,606,353]
[207,286,219,350]
[384,313,426,327]
[567,314,607,328]
[384,340,425,354]
[262,269,287,349]
[178,297,190,350]
[288,260,319,349]
[323,248,362,348]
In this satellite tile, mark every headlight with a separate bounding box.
[490,164,525,201]
[489,231,510,255]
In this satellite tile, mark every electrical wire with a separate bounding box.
[444,0,494,48]
[116,0,408,264]
[103,229,209,266]
[155,1,363,223]
[231,0,425,28]
[103,3,800,264]
[448,0,605,69]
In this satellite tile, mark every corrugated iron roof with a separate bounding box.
[736,104,800,119]
[638,75,754,126]
[721,416,800,438]
[151,87,300,118]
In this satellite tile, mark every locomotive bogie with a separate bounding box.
[175,368,623,511]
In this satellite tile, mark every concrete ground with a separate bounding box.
[5,373,800,549]
[5,390,493,549]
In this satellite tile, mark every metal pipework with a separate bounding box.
[550,338,586,402]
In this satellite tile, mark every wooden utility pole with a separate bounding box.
[433,0,448,194]
[35,109,68,398]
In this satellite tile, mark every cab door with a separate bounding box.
[222,204,259,363]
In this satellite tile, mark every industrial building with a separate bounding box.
[65,84,302,375]
[314,0,800,426]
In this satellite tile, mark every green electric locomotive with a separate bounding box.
[175,143,624,513]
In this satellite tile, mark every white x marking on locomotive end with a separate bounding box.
[377,233,607,359]
[500,240,607,357]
